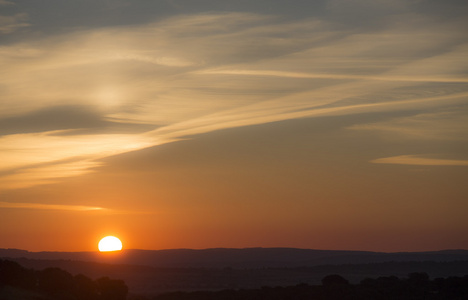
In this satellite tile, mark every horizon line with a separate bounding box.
[2,247,467,254]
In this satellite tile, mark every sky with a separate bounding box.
[0,0,467,252]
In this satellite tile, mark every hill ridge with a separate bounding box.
[2,247,468,268]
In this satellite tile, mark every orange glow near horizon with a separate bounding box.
[0,1,467,254]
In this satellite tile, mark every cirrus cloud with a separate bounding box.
[371,155,468,166]
[0,6,467,190]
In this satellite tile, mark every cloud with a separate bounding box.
[0,7,467,190]
[0,106,106,135]
[327,0,417,11]
[0,105,153,136]
[371,155,468,166]
[349,109,468,141]
[195,68,468,83]
[0,202,105,211]
[0,130,157,172]
[0,160,103,190]
[143,89,468,143]
[0,0,14,6]
[115,53,196,67]
[0,13,29,34]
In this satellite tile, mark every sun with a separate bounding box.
[98,236,123,252]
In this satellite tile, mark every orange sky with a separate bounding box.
[1,0,467,252]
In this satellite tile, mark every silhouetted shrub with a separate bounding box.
[0,260,129,300]
[321,274,349,286]
[0,259,36,289]
[154,272,468,300]
[407,272,430,285]
[74,274,99,300]
[38,267,75,295]
[97,276,128,300]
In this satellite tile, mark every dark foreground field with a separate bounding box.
[2,248,468,298]
[1,259,468,300]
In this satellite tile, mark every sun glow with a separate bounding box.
[98,236,123,252]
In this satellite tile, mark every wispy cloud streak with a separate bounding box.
[0,8,467,190]
[196,69,468,83]
[371,155,468,166]
[0,202,106,211]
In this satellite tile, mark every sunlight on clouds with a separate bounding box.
[143,89,467,143]
[0,9,467,190]
[92,86,126,108]
[327,0,416,11]
[0,13,29,34]
[0,202,106,211]
[156,12,272,34]
[349,110,468,141]
[114,53,196,67]
[0,160,102,190]
[195,69,468,83]
[371,155,468,166]
[384,43,468,81]
[0,131,154,172]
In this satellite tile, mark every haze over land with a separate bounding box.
[2,248,468,296]
[0,0,467,252]
[2,248,468,268]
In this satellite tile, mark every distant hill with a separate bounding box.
[1,248,468,268]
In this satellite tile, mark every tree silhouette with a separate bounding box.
[321,274,349,286]
[0,260,130,300]
[74,274,99,300]
[0,259,36,289]
[38,267,75,296]
[97,276,128,300]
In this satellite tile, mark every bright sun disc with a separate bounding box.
[98,236,122,252]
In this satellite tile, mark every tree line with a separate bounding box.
[0,259,128,300]
[154,272,468,300]
[2,258,468,299]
